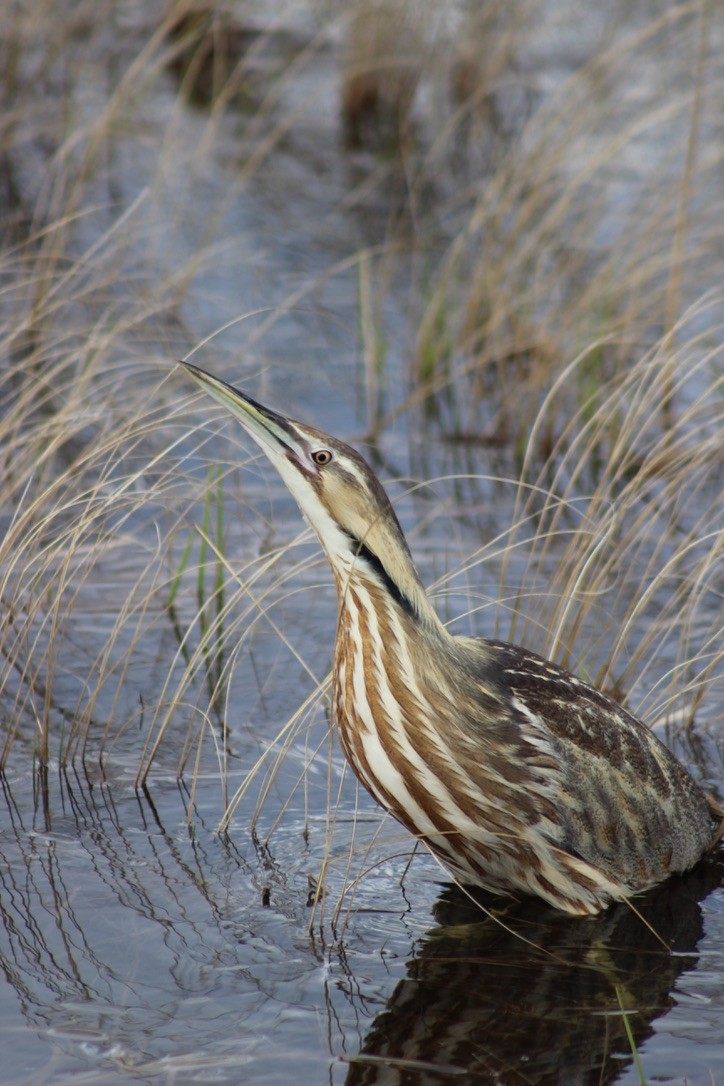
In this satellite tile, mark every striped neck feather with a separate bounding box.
[340,528,443,633]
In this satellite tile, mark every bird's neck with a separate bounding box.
[330,544,446,638]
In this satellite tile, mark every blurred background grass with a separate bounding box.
[0,0,721,817]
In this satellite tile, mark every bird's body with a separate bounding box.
[182,362,719,915]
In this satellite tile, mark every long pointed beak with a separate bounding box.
[181,361,306,467]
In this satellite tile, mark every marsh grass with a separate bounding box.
[165,461,227,710]
[399,3,724,451]
[0,0,721,919]
[616,985,648,1086]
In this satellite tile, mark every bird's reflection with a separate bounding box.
[343,861,723,1085]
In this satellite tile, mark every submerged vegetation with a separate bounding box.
[0,0,721,831]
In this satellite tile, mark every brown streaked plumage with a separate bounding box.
[181,361,720,915]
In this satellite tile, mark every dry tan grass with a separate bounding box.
[0,0,720,893]
[397,3,724,447]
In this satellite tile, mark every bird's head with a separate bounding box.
[182,362,441,627]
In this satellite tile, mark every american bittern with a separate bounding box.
[182,362,720,915]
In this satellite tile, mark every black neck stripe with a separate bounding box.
[343,531,416,617]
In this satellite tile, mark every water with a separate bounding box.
[1,1,722,1082]
[2,765,724,1085]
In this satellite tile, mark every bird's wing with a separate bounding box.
[473,639,713,880]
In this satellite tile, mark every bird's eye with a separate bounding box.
[312,449,333,466]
